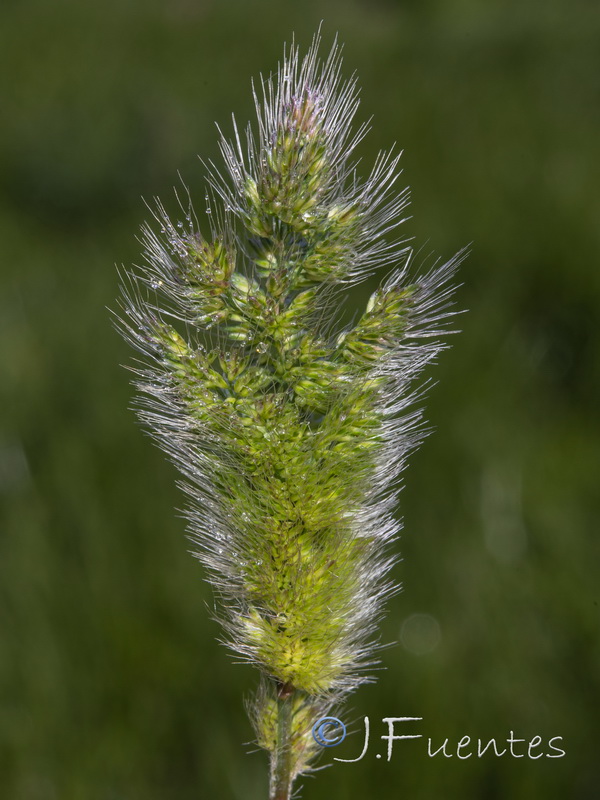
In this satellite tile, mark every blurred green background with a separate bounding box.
[1,1,599,798]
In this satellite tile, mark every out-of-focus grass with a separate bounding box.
[1,1,599,798]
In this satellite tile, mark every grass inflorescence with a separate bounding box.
[117,31,465,800]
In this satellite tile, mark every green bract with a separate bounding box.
[118,31,464,800]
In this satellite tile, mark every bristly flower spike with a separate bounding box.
[116,30,466,800]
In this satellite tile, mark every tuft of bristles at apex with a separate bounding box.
[117,32,465,790]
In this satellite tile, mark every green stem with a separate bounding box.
[270,683,295,800]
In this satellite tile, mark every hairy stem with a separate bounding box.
[270,683,295,800]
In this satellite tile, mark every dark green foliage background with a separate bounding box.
[1,1,598,798]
